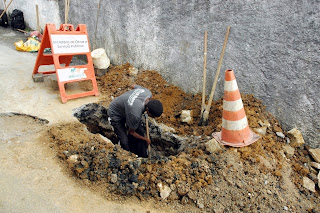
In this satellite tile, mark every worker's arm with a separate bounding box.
[128,128,151,145]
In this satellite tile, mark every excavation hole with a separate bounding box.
[73,103,182,157]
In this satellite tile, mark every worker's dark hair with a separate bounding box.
[146,100,163,117]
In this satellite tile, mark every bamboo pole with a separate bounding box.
[201,26,231,125]
[200,31,208,122]
[93,0,101,50]
[0,0,13,20]
[36,4,40,32]
[65,0,70,24]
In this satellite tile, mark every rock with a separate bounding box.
[110,174,117,184]
[204,138,223,154]
[287,128,305,148]
[258,119,271,128]
[67,154,79,164]
[303,176,316,193]
[128,66,138,76]
[318,172,320,188]
[157,182,172,200]
[187,190,197,200]
[181,196,189,205]
[254,126,267,135]
[259,156,273,169]
[310,162,320,170]
[283,145,295,157]
[197,201,204,209]
[308,148,320,163]
[213,202,225,213]
[276,132,285,139]
[158,123,176,133]
[180,110,193,124]
[177,183,190,196]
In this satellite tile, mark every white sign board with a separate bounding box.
[51,34,89,54]
[57,67,87,82]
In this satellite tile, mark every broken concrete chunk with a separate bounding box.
[128,66,138,76]
[258,119,271,127]
[276,132,285,139]
[308,149,320,163]
[283,145,295,157]
[32,73,44,82]
[287,128,305,148]
[254,126,267,135]
[157,182,172,200]
[310,162,320,170]
[180,110,193,124]
[158,123,176,133]
[110,174,117,184]
[67,154,79,164]
[205,138,223,154]
[303,176,316,192]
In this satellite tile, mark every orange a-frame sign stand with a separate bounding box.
[33,23,99,103]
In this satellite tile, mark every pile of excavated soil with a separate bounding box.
[48,63,320,212]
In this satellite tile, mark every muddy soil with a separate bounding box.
[48,63,319,212]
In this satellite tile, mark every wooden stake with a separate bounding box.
[0,0,13,20]
[65,0,70,24]
[93,0,101,50]
[200,31,208,122]
[36,4,40,32]
[201,26,231,125]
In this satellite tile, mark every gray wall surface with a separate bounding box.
[3,0,319,147]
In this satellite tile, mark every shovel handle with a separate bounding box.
[205,26,231,113]
[145,113,151,156]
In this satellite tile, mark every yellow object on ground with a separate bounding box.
[14,37,40,52]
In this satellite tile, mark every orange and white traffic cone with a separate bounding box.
[212,69,260,147]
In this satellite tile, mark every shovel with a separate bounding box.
[200,26,231,126]
[145,113,151,158]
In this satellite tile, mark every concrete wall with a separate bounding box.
[3,0,319,148]
[3,0,61,31]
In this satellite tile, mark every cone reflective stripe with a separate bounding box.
[212,69,260,147]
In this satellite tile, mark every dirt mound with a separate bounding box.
[48,63,320,212]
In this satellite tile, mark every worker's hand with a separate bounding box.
[145,138,151,145]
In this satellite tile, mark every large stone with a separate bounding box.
[180,110,193,124]
[157,182,172,200]
[318,172,320,188]
[308,149,320,163]
[287,128,305,148]
[205,138,223,154]
[283,145,295,157]
[128,66,138,76]
[254,126,267,135]
[303,176,315,193]
[310,162,320,170]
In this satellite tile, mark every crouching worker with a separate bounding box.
[107,84,163,158]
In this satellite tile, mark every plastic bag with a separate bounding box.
[14,37,40,52]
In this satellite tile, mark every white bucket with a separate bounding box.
[91,48,110,69]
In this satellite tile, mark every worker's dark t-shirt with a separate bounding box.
[108,85,152,130]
